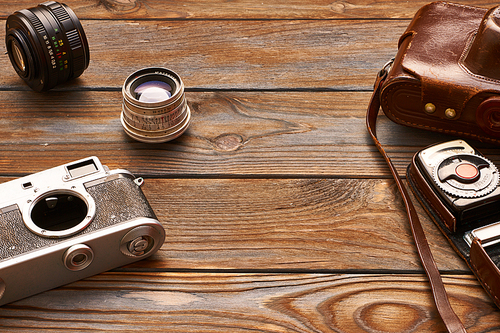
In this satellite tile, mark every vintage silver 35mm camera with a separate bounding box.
[0,157,165,306]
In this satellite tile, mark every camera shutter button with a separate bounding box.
[120,226,164,257]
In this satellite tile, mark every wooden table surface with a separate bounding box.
[1,0,500,331]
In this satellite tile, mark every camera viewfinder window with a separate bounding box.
[67,160,98,178]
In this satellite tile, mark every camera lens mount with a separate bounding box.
[5,1,89,91]
[23,187,96,239]
[121,67,191,143]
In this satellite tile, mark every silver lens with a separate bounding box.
[121,68,191,143]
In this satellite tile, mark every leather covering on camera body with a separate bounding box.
[381,2,500,144]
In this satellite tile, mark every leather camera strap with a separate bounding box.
[366,67,467,333]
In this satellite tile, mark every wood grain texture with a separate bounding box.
[0,176,465,272]
[137,177,469,272]
[0,272,498,332]
[0,0,495,19]
[0,19,403,90]
[0,90,475,178]
[1,1,500,330]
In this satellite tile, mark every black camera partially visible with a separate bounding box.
[5,1,89,91]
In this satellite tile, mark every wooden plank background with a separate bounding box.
[1,0,500,331]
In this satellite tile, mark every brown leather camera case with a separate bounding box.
[381,2,500,144]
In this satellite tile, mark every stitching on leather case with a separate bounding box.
[470,256,500,304]
[381,82,500,144]
[442,1,487,12]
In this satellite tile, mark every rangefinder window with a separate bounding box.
[30,193,88,232]
[67,159,98,178]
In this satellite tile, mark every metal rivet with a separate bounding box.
[424,103,436,114]
[445,108,456,119]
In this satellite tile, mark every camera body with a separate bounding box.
[381,2,500,144]
[0,157,165,306]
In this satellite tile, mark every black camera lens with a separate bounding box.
[5,1,89,91]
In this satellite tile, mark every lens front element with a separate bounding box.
[11,40,26,72]
[134,81,173,102]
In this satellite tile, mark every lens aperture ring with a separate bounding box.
[124,108,190,135]
[46,2,71,22]
[121,107,191,143]
[16,9,61,87]
[19,10,45,36]
[122,97,187,131]
[42,1,89,77]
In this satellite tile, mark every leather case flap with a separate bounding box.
[400,2,492,119]
[470,238,500,307]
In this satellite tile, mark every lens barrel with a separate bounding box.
[5,1,89,91]
[121,68,191,143]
